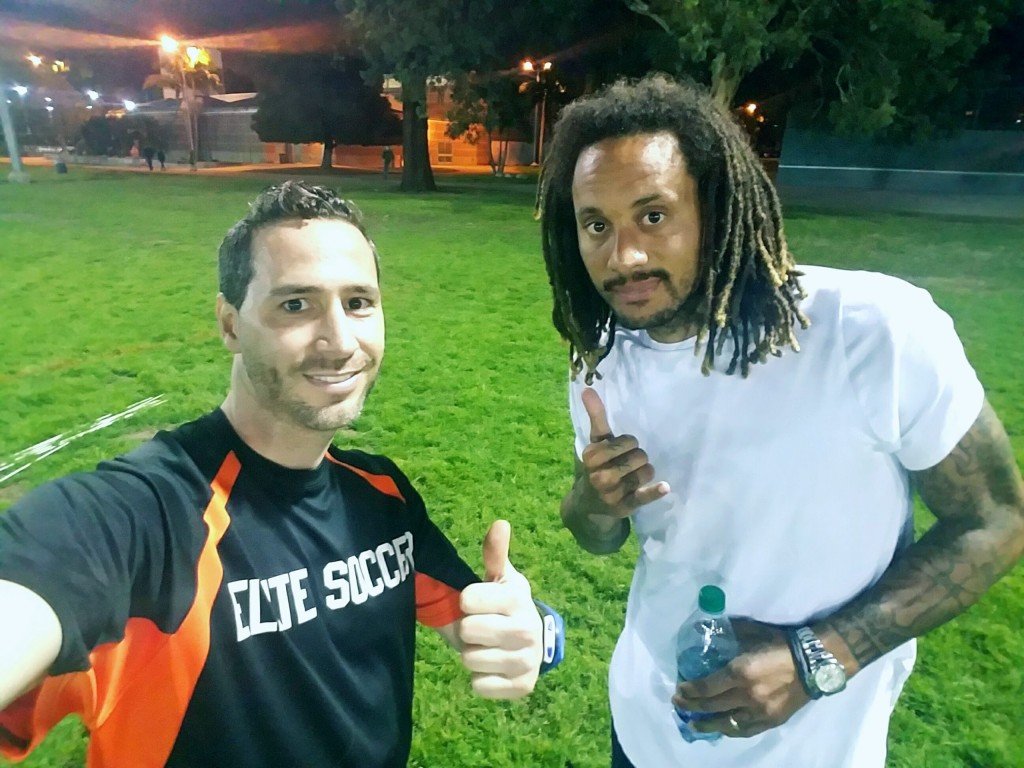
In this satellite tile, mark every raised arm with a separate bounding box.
[816,399,1024,673]
[0,580,62,710]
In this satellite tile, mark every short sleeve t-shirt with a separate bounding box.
[569,266,984,768]
[0,409,478,768]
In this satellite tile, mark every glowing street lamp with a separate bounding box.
[13,85,28,97]
[27,54,42,67]
[86,90,100,101]
[159,34,198,170]
[521,59,553,165]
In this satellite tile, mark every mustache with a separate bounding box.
[602,270,670,292]
[299,357,363,373]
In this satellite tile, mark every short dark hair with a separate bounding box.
[539,74,808,382]
[218,181,380,308]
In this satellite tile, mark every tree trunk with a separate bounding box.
[400,77,436,192]
[710,69,741,111]
[320,136,335,169]
[486,129,497,175]
[497,139,508,177]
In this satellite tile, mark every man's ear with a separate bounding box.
[216,293,241,353]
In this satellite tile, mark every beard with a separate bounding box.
[241,354,376,433]
[608,271,705,337]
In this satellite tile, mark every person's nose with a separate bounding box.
[610,228,649,272]
[314,300,358,359]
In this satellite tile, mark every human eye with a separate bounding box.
[642,210,665,226]
[346,296,376,313]
[584,220,607,235]
[280,298,309,313]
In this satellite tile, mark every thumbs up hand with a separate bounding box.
[458,520,544,699]
[579,387,670,517]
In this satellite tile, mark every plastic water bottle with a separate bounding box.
[673,584,739,743]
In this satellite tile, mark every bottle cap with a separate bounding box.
[698,585,725,614]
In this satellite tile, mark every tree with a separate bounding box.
[625,0,1014,138]
[251,55,401,169]
[76,114,166,157]
[144,41,221,170]
[336,0,600,191]
[446,73,531,176]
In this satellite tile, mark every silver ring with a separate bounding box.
[728,714,741,731]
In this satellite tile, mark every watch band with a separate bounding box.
[533,599,565,675]
[786,627,820,699]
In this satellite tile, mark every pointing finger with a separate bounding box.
[582,388,613,443]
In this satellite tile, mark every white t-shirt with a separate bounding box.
[569,266,984,768]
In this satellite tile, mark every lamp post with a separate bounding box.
[160,35,197,171]
[0,83,31,182]
[521,59,552,166]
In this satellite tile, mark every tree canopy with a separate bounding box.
[626,0,1016,138]
[251,55,401,169]
[335,0,605,190]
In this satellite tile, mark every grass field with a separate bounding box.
[1,168,1022,768]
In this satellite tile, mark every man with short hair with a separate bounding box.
[539,74,1024,767]
[0,181,560,767]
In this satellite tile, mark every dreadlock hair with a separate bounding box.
[539,73,809,383]
[218,180,380,309]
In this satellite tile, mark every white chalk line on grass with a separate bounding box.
[0,395,166,485]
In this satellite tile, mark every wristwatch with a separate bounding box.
[533,599,565,675]
[787,626,847,699]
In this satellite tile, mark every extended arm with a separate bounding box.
[0,580,62,710]
[816,399,1024,673]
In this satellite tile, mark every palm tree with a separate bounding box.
[145,41,221,171]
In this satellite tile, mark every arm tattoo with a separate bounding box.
[822,400,1024,669]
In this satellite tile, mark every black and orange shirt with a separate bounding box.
[0,409,479,768]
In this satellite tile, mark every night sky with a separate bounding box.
[1,0,340,93]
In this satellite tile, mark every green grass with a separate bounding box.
[1,169,1022,768]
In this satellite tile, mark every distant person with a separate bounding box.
[538,74,1024,767]
[0,181,564,768]
[129,140,140,162]
[157,148,167,170]
[381,145,395,179]
[142,145,156,171]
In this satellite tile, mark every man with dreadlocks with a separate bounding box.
[540,74,1024,767]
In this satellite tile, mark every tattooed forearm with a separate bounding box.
[820,400,1024,671]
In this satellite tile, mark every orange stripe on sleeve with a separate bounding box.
[326,455,406,502]
[0,452,241,768]
[414,572,464,628]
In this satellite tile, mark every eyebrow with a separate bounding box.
[575,194,664,217]
[268,283,379,297]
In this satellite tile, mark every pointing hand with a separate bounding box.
[579,387,670,517]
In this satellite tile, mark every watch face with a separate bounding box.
[813,663,847,694]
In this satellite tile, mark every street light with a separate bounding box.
[160,35,197,171]
[521,59,552,165]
